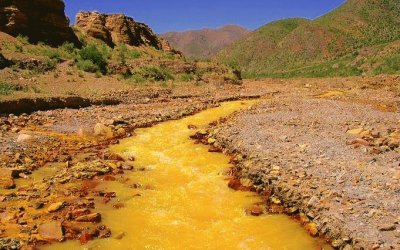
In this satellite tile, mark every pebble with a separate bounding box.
[304,222,318,236]
[114,232,126,240]
[246,205,264,216]
[16,134,32,143]
[47,202,65,213]
[75,213,101,223]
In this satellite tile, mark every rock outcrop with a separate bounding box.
[0,0,81,47]
[76,12,179,54]
[0,53,12,69]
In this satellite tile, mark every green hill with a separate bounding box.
[217,0,400,78]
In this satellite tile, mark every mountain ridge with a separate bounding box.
[217,0,400,78]
[161,25,250,59]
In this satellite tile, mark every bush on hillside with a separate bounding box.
[61,42,76,54]
[374,54,400,75]
[140,65,174,81]
[180,73,194,82]
[117,43,128,65]
[76,60,100,73]
[0,82,16,95]
[128,49,141,59]
[77,44,108,74]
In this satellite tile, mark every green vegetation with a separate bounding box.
[16,35,29,45]
[76,59,100,73]
[218,0,400,78]
[140,65,174,81]
[374,53,400,75]
[60,42,76,54]
[0,27,236,90]
[0,82,15,95]
[77,44,108,74]
[128,49,141,59]
[180,73,194,82]
[117,43,128,65]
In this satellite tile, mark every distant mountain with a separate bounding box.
[217,0,400,78]
[161,25,250,59]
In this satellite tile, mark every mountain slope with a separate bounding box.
[217,0,400,78]
[162,25,250,59]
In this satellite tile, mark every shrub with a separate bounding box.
[78,44,108,73]
[16,35,29,44]
[128,49,141,59]
[374,54,400,75]
[42,49,62,62]
[0,82,15,95]
[61,42,76,54]
[76,59,100,73]
[128,74,146,84]
[161,52,176,60]
[117,43,128,65]
[180,73,194,82]
[140,65,174,81]
[14,44,23,52]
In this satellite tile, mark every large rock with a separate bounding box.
[0,168,20,189]
[75,11,178,53]
[0,0,81,47]
[38,221,63,241]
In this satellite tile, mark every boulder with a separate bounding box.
[94,123,113,138]
[16,133,32,143]
[0,168,19,189]
[0,0,81,47]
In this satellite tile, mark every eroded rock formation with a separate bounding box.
[0,0,81,47]
[76,12,178,54]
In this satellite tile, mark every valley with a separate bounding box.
[0,0,399,249]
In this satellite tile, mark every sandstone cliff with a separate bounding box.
[75,12,178,53]
[0,0,81,47]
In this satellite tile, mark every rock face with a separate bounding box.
[0,0,81,47]
[76,12,178,53]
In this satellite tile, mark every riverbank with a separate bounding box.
[211,76,400,249]
[0,75,399,249]
[0,81,268,249]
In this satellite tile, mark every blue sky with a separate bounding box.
[64,0,346,34]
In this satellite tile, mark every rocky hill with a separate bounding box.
[218,0,400,78]
[0,3,241,109]
[0,0,81,47]
[162,25,250,59]
[76,12,177,54]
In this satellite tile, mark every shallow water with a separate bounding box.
[47,100,330,250]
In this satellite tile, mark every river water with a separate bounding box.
[48,100,330,250]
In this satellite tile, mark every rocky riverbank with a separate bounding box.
[207,77,400,249]
[0,76,399,249]
[0,81,266,249]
